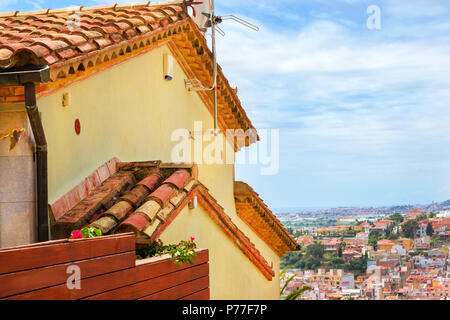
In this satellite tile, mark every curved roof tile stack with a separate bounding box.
[114,168,195,242]
[50,159,275,280]
[51,161,197,244]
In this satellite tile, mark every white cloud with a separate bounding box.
[213,0,450,206]
[0,0,18,11]
[383,0,449,19]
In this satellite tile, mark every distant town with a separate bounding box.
[278,200,450,300]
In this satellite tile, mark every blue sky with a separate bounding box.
[3,0,450,211]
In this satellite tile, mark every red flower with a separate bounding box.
[190,236,195,242]
[70,230,83,239]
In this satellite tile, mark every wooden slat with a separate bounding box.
[135,249,208,282]
[84,263,209,300]
[0,251,135,298]
[180,288,210,300]
[0,232,131,252]
[4,266,137,300]
[0,233,135,275]
[139,275,209,300]
[5,253,209,300]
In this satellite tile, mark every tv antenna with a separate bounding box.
[185,0,259,132]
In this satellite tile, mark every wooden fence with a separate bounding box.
[0,233,209,300]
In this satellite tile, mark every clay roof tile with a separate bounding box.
[0,2,185,69]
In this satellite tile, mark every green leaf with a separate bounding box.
[284,286,312,300]
[280,273,297,295]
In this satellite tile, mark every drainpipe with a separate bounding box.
[24,82,49,242]
[0,65,50,242]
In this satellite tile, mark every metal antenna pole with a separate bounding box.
[211,0,218,133]
[185,0,259,135]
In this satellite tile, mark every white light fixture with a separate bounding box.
[163,53,173,81]
[188,196,198,210]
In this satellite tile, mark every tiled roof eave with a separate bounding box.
[234,188,298,255]
[236,205,286,256]
[46,18,190,81]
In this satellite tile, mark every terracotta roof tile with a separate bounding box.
[43,54,59,64]
[56,47,78,59]
[157,202,175,223]
[136,172,162,191]
[164,169,190,189]
[121,212,149,231]
[134,199,161,222]
[147,183,176,207]
[102,200,133,221]
[49,159,118,221]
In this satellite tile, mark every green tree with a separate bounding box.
[402,220,419,239]
[388,212,404,224]
[330,256,345,269]
[368,230,382,249]
[293,231,302,238]
[426,223,434,237]
[306,242,325,259]
[416,214,427,221]
[388,231,399,240]
[281,251,302,268]
[346,257,367,277]
[294,259,306,269]
[338,241,346,257]
[408,251,422,257]
[305,255,321,270]
[385,224,394,237]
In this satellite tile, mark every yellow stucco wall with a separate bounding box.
[0,43,280,299]
[37,45,234,207]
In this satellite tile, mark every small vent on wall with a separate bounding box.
[163,53,173,81]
